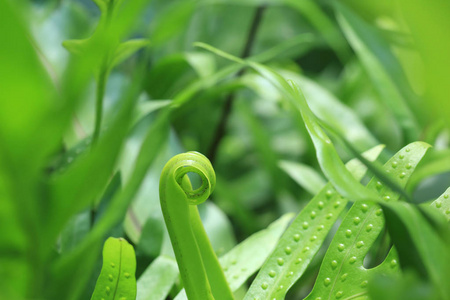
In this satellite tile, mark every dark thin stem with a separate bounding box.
[93,68,108,144]
[207,5,267,164]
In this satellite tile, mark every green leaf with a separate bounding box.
[431,187,450,221]
[335,1,420,141]
[369,271,439,300]
[59,210,90,254]
[133,100,172,127]
[170,34,313,109]
[50,110,169,300]
[244,145,384,300]
[145,53,204,99]
[49,79,138,241]
[91,237,137,300]
[150,0,196,46]
[280,72,379,150]
[304,142,430,300]
[220,213,293,291]
[252,62,377,203]
[200,0,350,61]
[111,39,150,69]
[175,213,294,300]
[283,0,351,62]
[195,42,380,204]
[380,202,449,299]
[407,149,450,193]
[237,101,287,196]
[136,256,178,300]
[279,160,326,195]
[0,3,95,298]
[199,202,237,257]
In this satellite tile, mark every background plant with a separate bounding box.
[0,0,449,299]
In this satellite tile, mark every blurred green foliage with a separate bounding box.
[0,0,449,299]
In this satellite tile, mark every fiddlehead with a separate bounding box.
[159,151,233,300]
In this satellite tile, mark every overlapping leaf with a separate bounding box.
[305,142,430,300]
[245,145,384,300]
[335,2,420,142]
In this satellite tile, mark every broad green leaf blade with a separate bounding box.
[174,213,294,300]
[279,160,326,195]
[136,256,178,300]
[91,237,137,300]
[305,142,430,300]
[381,202,449,300]
[335,2,420,141]
[431,187,450,221]
[244,145,384,300]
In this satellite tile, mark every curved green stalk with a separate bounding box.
[159,152,234,300]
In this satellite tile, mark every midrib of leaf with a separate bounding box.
[112,240,123,299]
